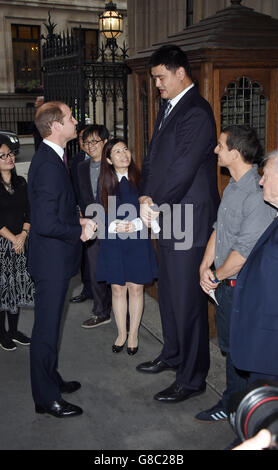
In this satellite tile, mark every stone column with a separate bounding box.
[0,12,14,93]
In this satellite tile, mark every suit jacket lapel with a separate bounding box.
[42,142,68,174]
[158,86,196,135]
[152,101,168,139]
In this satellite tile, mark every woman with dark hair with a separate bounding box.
[0,135,34,351]
[97,139,157,355]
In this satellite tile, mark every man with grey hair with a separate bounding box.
[230,149,278,384]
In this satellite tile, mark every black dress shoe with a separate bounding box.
[35,399,83,418]
[154,381,206,403]
[70,293,91,303]
[136,357,175,374]
[60,380,81,394]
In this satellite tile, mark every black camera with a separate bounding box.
[228,381,278,449]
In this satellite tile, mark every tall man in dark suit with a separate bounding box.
[28,101,96,418]
[230,151,278,384]
[137,45,220,402]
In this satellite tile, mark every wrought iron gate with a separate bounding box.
[41,18,130,157]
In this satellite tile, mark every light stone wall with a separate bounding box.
[0,0,128,95]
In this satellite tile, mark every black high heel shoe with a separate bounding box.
[112,343,125,353]
[127,346,138,356]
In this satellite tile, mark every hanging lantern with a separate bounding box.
[99,0,123,40]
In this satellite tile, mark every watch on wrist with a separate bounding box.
[22,229,29,236]
[213,270,221,283]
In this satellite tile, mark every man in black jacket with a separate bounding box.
[77,124,111,328]
[69,125,93,304]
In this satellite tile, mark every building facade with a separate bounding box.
[0,0,127,134]
[1,0,278,149]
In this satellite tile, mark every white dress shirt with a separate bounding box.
[43,139,64,161]
[168,83,195,112]
[116,171,129,181]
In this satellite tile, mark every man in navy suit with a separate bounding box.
[137,45,220,402]
[28,101,96,418]
[230,151,278,384]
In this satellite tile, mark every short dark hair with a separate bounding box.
[82,124,109,142]
[0,135,13,149]
[148,44,192,79]
[77,123,89,137]
[222,125,263,165]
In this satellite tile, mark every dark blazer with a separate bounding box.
[28,142,82,281]
[230,216,278,376]
[70,150,86,207]
[141,86,220,249]
[77,158,95,215]
[77,158,111,318]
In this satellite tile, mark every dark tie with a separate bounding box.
[63,152,69,172]
[159,100,172,130]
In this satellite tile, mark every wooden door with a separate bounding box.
[214,67,278,197]
[132,69,160,170]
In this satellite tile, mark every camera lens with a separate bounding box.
[228,381,278,442]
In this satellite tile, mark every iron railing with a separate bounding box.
[41,18,131,158]
[0,107,36,135]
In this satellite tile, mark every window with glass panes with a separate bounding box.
[73,28,98,61]
[221,77,266,152]
[11,24,41,92]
